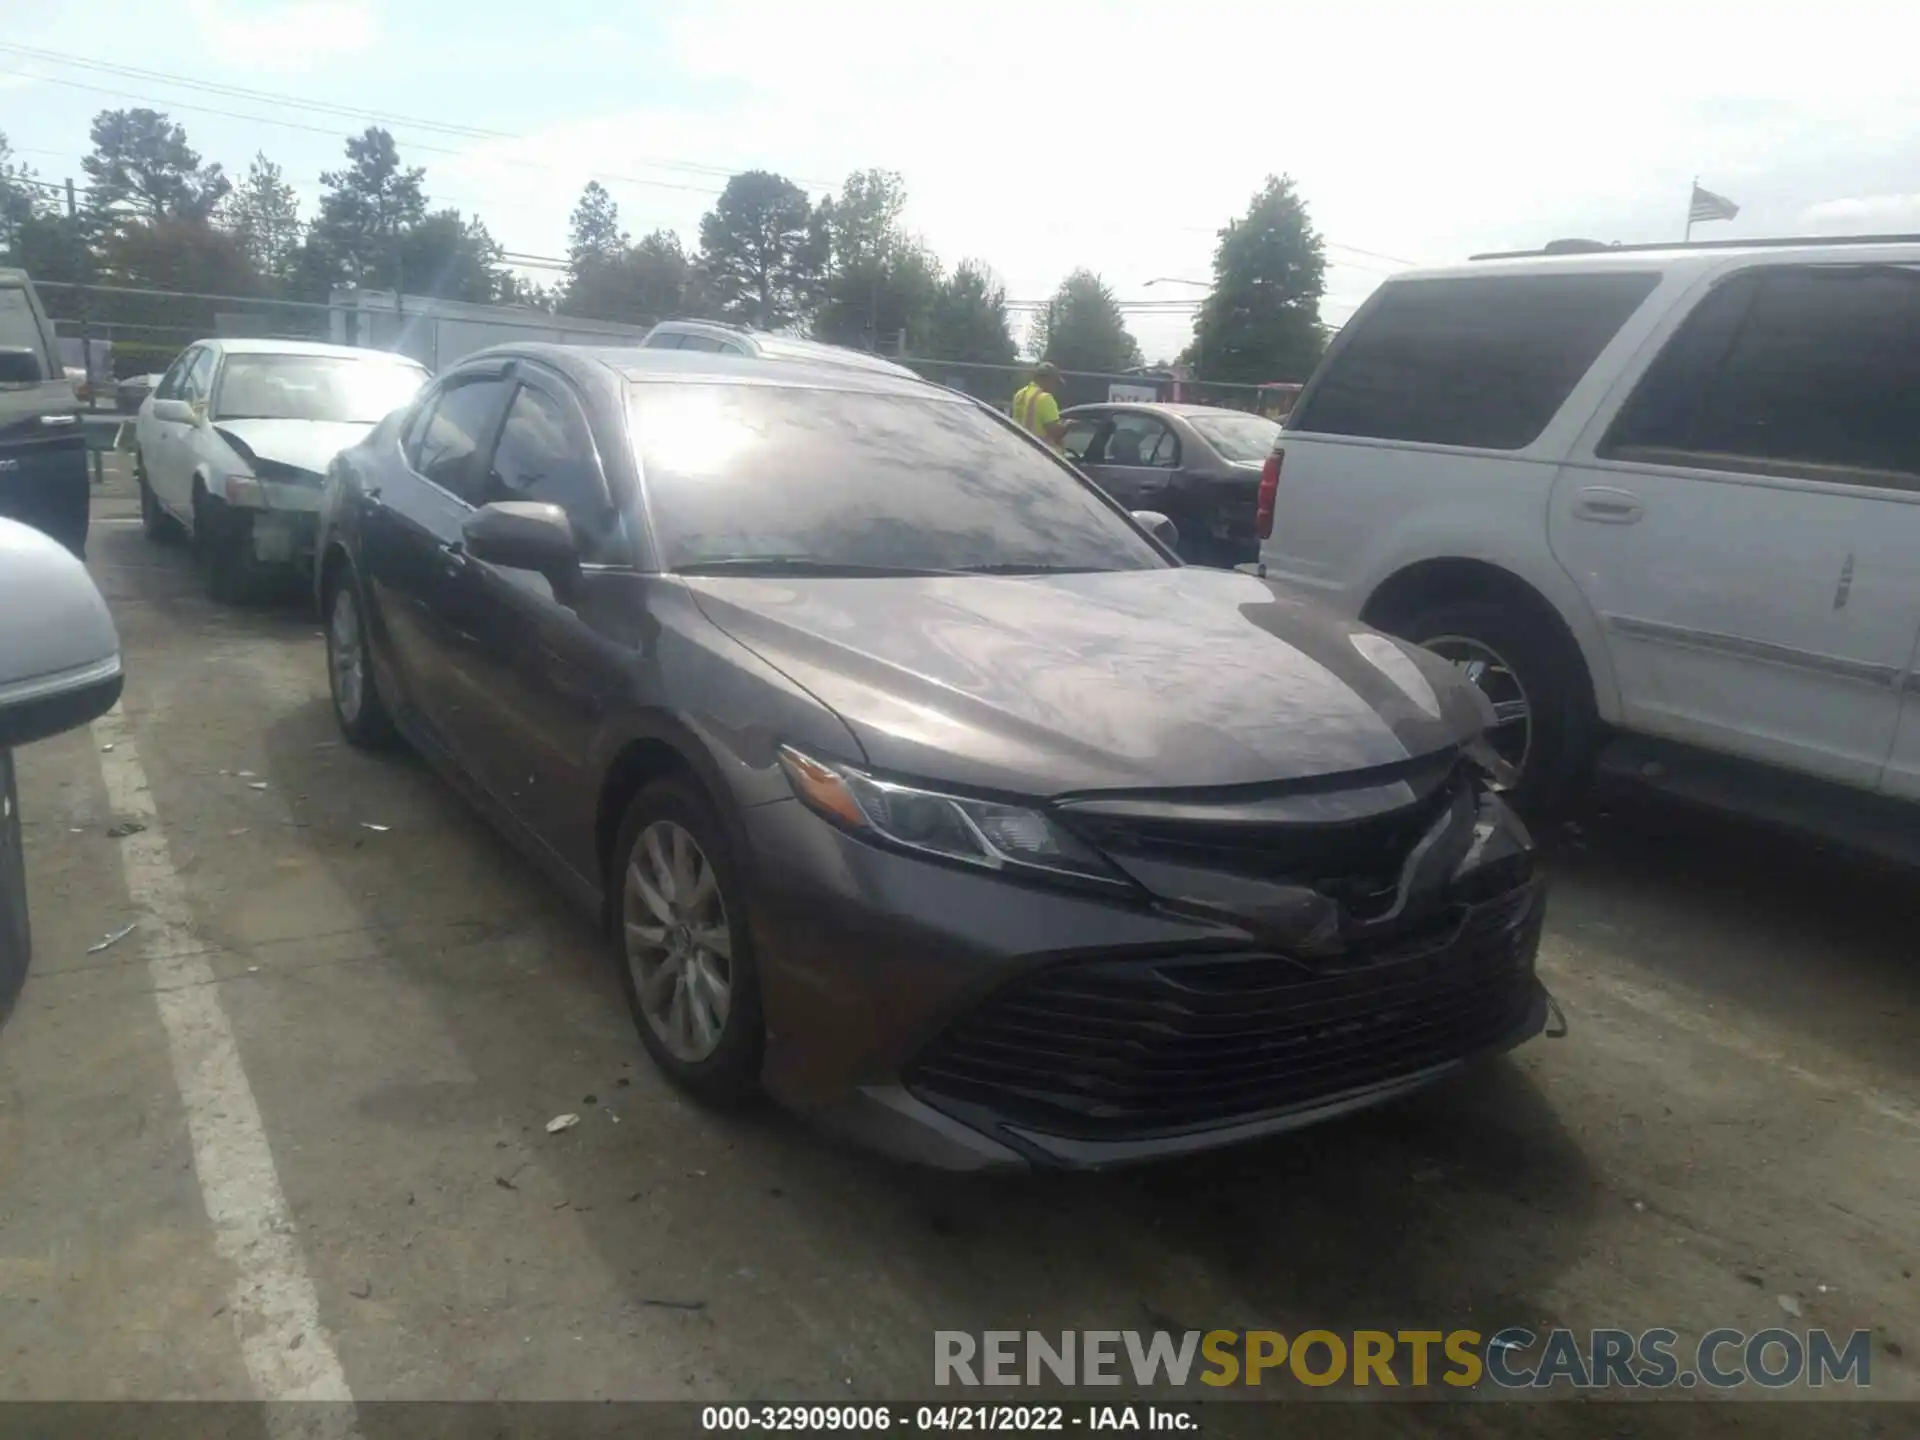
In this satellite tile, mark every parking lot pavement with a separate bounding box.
[0,515,1914,1427]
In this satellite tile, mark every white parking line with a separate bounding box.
[93,706,361,1434]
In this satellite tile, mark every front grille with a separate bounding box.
[908,884,1543,1140]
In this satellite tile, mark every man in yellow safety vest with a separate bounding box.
[1012,362,1067,450]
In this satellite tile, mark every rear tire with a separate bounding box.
[610,778,764,1105]
[1392,598,1596,818]
[323,566,398,750]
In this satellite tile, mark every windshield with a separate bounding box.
[631,382,1169,575]
[1188,411,1281,464]
[214,354,428,424]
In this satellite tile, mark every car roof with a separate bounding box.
[1064,402,1268,420]
[644,320,920,378]
[193,338,428,364]
[1395,237,1920,286]
[457,342,952,400]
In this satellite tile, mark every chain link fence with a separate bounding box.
[28,270,1281,423]
[893,356,1275,414]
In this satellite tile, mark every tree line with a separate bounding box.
[0,108,1328,383]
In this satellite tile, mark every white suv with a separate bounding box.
[1256,236,1920,838]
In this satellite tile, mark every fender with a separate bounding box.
[1357,524,1623,726]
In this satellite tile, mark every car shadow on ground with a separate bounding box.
[254,686,1608,1407]
[253,687,1906,1436]
[1541,788,1919,1086]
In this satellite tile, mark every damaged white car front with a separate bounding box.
[137,343,429,601]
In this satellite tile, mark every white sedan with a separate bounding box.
[135,339,429,601]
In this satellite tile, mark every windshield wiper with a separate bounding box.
[673,556,963,578]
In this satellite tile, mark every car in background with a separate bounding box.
[640,318,922,381]
[0,269,89,558]
[117,372,166,415]
[0,517,125,1029]
[1060,402,1281,568]
[1257,234,1920,836]
[314,342,1547,1171]
[134,339,429,601]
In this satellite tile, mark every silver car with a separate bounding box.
[0,517,123,1027]
[639,319,922,381]
[134,339,429,601]
[1059,402,1282,568]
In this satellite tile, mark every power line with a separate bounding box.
[0,67,732,201]
[1325,241,1420,267]
[0,41,838,190]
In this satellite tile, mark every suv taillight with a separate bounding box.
[1256,449,1283,539]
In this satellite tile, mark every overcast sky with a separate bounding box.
[7,0,1920,362]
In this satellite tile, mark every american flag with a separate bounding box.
[1689,183,1740,224]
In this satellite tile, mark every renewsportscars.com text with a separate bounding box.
[934,1327,1874,1390]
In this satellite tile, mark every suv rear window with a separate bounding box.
[1291,272,1660,450]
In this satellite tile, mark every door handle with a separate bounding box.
[438,540,467,574]
[1571,486,1644,524]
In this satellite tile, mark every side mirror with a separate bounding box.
[1131,509,1180,551]
[461,501,580,594]
[0,347,45,386]
[150,398,199,425]
[0,519,124,749]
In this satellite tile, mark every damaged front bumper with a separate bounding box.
[224,476,322,568]
[742,760,1559,1172]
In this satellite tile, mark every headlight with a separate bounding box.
[777,746,1127,889]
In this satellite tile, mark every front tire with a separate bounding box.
[324,568,398,750]
[611,779,764,1104]
[1394,598,1596,817]
[136,454,176,543]
[195,491,257,605]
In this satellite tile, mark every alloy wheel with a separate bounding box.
[329,585,365,724]
[1423,634,1533,774]
[623,820,733,1063]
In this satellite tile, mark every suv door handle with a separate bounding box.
[438,540,467,574]
[1572,486,1644,524]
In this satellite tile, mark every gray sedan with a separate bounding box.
[1059,403,1280,568]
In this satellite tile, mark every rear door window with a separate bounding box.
[1602,265,1920,489]
[1291,271,1660,450]
[1104,412,1180,468]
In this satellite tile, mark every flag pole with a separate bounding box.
[1685,176,1696,244]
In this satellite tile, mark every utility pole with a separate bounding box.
[66,179,103,490]
[1684,175,1696,245]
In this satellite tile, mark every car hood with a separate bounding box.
[685,568,1491,795]
[211,419,372,477]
